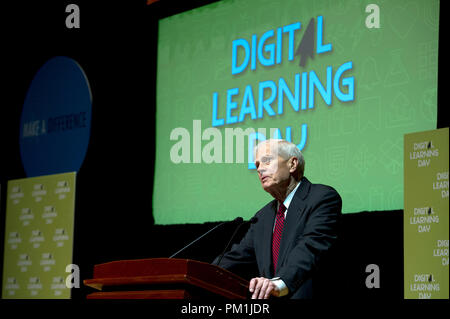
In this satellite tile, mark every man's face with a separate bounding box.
[254,142,291,193]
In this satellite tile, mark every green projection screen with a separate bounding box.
[153,0,439,224]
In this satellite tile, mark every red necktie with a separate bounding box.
[272,203,286,273]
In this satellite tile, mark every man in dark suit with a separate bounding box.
[216,139,342,299]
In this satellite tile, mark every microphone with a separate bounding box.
[169,217,243,258]
[215,217,258,267]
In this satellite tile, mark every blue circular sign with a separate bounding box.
[20,56,92,177]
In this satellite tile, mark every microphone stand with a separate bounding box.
[215,217,257,266]
[169,217,243,258]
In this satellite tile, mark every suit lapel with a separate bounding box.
[260,200,277,277]
[276,177,311,272]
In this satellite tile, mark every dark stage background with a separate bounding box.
[0,0,447,305]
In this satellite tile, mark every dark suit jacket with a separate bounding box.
[216,176,342,299]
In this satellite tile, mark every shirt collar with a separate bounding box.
[282,180,301,210]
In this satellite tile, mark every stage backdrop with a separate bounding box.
[153,0,439,224]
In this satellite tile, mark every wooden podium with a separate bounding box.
[83,258,249,299]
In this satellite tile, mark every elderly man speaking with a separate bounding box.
[216,139,342,299]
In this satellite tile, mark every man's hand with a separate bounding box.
[249,277,278,299]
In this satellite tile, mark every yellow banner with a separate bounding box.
[2,172,76,299]
[404,128,449,299]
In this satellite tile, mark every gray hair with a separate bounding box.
[255,139,305,179]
